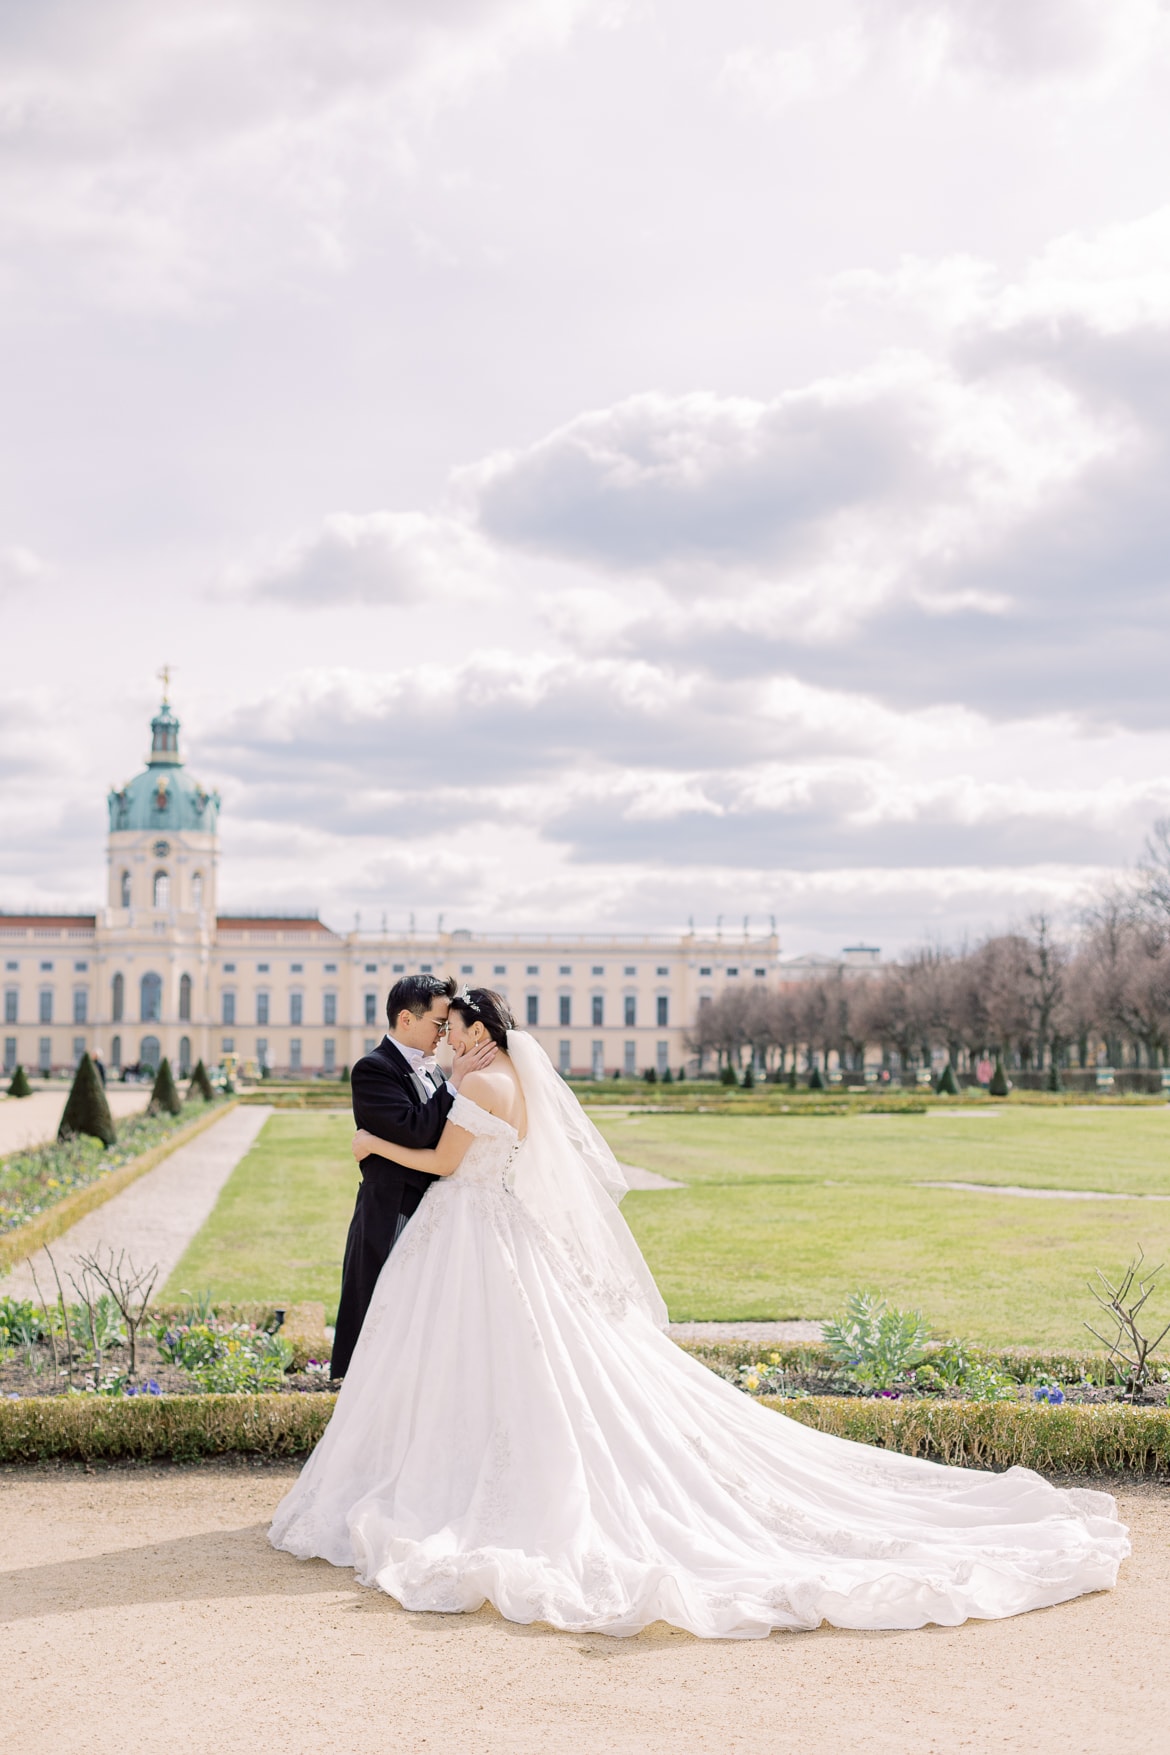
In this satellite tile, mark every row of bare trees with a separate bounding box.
[689,821,1170,1081]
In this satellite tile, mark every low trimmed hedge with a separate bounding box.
[767,1396,1170,1474]
[3,1387,1169,1470]
[0,1392,337,1462]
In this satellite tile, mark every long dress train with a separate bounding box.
[269,1079,1128,1638]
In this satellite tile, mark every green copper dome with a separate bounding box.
[108,697,221,833]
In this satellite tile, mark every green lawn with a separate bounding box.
[163,1113,357,1312]
[164,1104,1170,1346]
[600,1106,1170,1346]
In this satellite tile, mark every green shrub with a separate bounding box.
[643,1067,658,1084]
[989,1054,1011,1097]
[149,1057,182,1117]
[662,1067,673,1084]
[822,1290,931,1391]
[156,1318,293,1392]
[57,1053,116,1148]
[7,1065,31,1099]
[719,1064,738,1086]
[742,1065,755,1089]
[807,1065,825,1090]
[1046,1059,1064,1093]
[189,1060,215,1101]
[0,1393,336,1462]
[936,1061,960,1096]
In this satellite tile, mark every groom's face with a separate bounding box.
[395,998,450,1053]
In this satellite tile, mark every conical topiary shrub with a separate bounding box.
[989,1054,1011,1098]
[189,1059,215,1101]
[808,1064,825,1090]
[936,1061,960,1096]
[57,1052,117,1147]
[149,1056,182,1117]
[1046,1059,1064,1093]
[720,1063,738,1086]
[7,1064,31,1098]
[742,1064,755,1088]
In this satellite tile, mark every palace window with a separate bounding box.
[591,1040,604,1079]
[179,1036,192,1075]
[364,994,377,1026]
[365,964,377,974]
[290,1039,302,1072]
[255,1038,267,1070]
[4,1038,15,1073]
[39,990,53,1025]
[324,963,338,974]
[72,1037,85,1067]
[461,965,473,975]
[256,992,269,1026]
[153,870,170,909]
[559,1040,571,1075]
[754,968,767,978]
[699,966,711,977]
[558,965,571,976]
[3,991,16,1025]
[290,993,303,1026]
[324,993,337,1027]
[656,966,669,976]
[559,996,571,1027]
[624,966,636,976]
[179,973,191,1021]
[624,996,636,1027]
[111,1035,121,1069]
[624,1041,636,1075]
[493,965,506,975]
[324,1039,336,1073]
[111,973,125,1022]
[120,871,131,907]
[73,989,88,1025]
[39,1037,51,1072]
[191,873,203,910]
[526,965,539,976]
[591,965,604,976]
[657,1040,670,1075]
[140,973,162,1023]
[222,992,236,1026]
[725,967,739,977]
[526,995,539,1026]
[657,996,669,1027]
[591,996,604,1027]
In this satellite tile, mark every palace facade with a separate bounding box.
[2,695,781,1079]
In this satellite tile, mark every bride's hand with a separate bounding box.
[451,1039,497,1089]
[352,1129,374,1162]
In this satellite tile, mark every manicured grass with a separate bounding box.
[163,1114,357,1315]
[599,1107,1170,1346]
[165,1105,1170,1345]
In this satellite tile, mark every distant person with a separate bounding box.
[270,990,1128,1639]
[976,1055,993,1086]
[92,1051,106,1087]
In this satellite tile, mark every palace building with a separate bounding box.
[2,694,780,1079]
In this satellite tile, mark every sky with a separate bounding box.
[3,0,1170,952]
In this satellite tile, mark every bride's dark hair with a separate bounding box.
[448,987,515,1049]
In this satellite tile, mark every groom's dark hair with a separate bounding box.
[386,973,457,1029]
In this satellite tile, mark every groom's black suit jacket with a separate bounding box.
[330,1038,454,1378]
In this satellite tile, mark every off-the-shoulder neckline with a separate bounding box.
[452,1090,526,1142]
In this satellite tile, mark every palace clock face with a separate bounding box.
[152,839,171,856]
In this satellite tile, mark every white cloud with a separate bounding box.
[235,512,495,606]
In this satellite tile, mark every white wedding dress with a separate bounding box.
[269,1033,1129,1638]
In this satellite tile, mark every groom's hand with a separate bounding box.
[451,1040,497,1088]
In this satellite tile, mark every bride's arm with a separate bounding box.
[352,1119,473,1177]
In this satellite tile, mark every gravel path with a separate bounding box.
[1,1106,272,1299]
[0,1089,151,1156]
[0,1465,1164,1754]
[667,1320,825,1344]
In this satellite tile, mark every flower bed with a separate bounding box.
[0,1098,232,1271]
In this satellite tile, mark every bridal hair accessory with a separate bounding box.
[455,985,480,1012]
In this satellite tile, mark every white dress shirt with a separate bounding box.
[384,1035,457,1100]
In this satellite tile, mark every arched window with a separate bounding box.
[179,973,192,1021]
[140,1035,161,1071]
[178,1035,191,1075]
[120,871,131,907]
[140,972,162,1023]
[153,870,170,909]
[191,872,203,911]
[111,972,124,1023]
[111,1034,122,1070]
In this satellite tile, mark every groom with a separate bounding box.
[331,972,495,1377]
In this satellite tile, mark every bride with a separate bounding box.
[269,989,1128,1638]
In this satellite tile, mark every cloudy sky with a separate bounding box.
[3,0,1170,951]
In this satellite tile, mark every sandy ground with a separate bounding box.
[1,1466,1166,1755]
[0,1087,151,1155]
[1,1106,272,1298]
